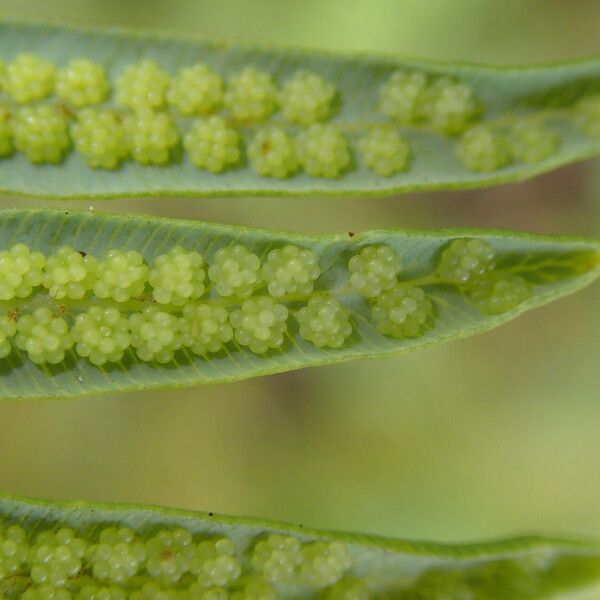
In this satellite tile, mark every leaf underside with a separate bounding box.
[1,494,600,599]
[0,208,598,401]
[0,18,599,199]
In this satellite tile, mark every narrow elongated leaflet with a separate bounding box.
[0,209,597,400]
[0,494,600,599]
[0,18,599,198]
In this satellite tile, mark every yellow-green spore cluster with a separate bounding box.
[129,306,182,363]
[358,127,410,176]
[167,64,224,116]
[279,70,336,125]
[0,243,45,300]
[437,238,495,284]
[248,126,299,179]
[261,245,321,297]
[4,54,56,104]
[371,285,433,339]
[296,124,351,178]
[181,304,233,355]
[470,272,531,315]
[456,124,512,172]
[56,59,110,108]
[115,60,170,111]
[42,245,98,300]
[15,307,73,364]
[509,119,560,163]
[93,249,149,303]
[0,523,28,578]
[124,109,179,165]
[71,109,128,169]
[230,297,288,354]
[71,306,131,365]
[208,245,261,299]
[191,538,241,588]
[224,67,278,122]
[348,245,401,297]
[296,296,352,348]
[149,246,206,305]
[574,93,600,137]
[184,116,241,173]
[12,105,71,164]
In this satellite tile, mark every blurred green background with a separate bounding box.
[0,0,599,543]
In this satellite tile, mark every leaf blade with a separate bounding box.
[0,18,599,198]
[1,493,600,599]
[0,208,598,400]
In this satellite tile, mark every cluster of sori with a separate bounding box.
[0,54,414,178]
[0,521,363,599]
[455,118,561,172]
[379,69,481,135]
[435,238,531,314]
[0,238,532,366]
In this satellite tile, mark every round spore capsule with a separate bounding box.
[77,585,127,600]
[167,64,224,116]
[509,119,559,163]
[13,105,71,164]
[248,126,299,179]
[42,245,98,300]
[348,245,401,297]
[0,243,45,300]
[129,307,182,363]
[5,54,56,104]
[56,59,110,107]
[16,308,73,364]
[181,303,233,355]
[0,524,28,578]
[72,306,131,366]
[296,296,352,349]
[296,124,351,178]
[456,125,512,172]
[224,67,278,122]
[149,246,206,305]
[279,70,336,125]
[261,245,320,297]
[574,93,600,137]
[145,528,195,584]
[0,107,13,158]
[251,534,302,582]
[71,109,129,169]
[115,60,170,110]
[358,126,410,177]
[379,70,428,123]
[191,538,241,588]
[421,78,480,135]
[469,272,531,315]
[124,109,179,165]
[230,297,288,354]
[22,585,73,600]
[299,542,352,588]
[93,249,149,303]
[208,245,261,298]
[371,285,433,339]
[28,528,87,587]
[184,116,241,173]
[437,238,495,284]
[185,584,229,600]
[0,314,17,358]
[85,526,146,585]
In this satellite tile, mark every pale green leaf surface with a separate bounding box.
[0,18,599,198]
[0,209,598,401]
[1,494,600,598]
